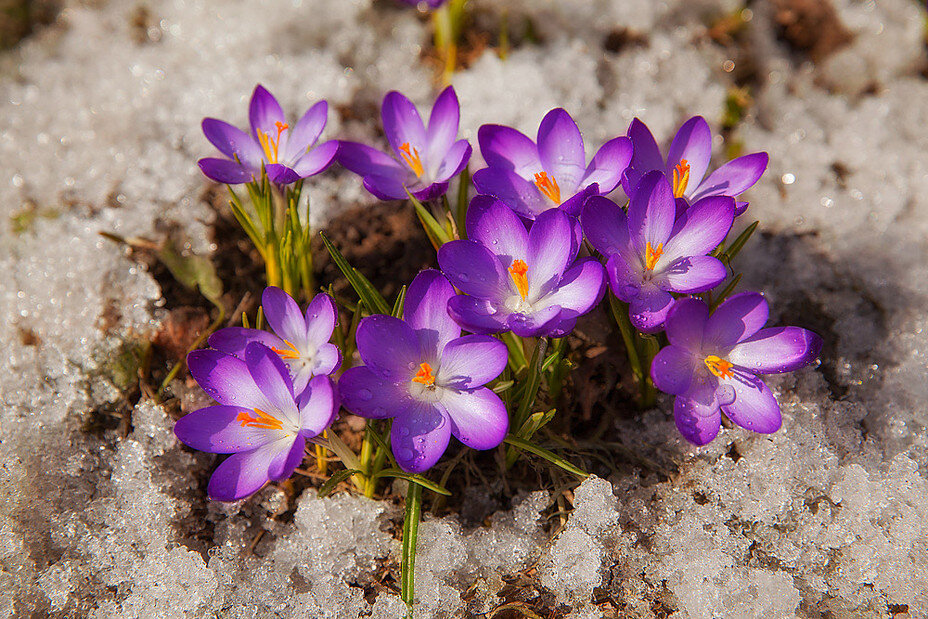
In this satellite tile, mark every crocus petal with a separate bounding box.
[692,152,769,202]
[465,196,528,263]
[660,196,735,263]
[201,118,264,168]
[313,343,342,377]
[436,335,507,389]
[537,108,585,192]
[440,388,509,450]
[666,116,712,189]
[581,136,633,194]
[265,163,301,185]
[291,140,338,177]
[382,91,427,160]
[556,183,600,218]
[296,375,338,436]
[472,167,549,219]
[605,252,643,302]
[339,366,410,419]
[627,171,675,254]
[659,255,727,294]
[432,140,471,182]
[198,158,255,184]
[527,208,574,298]
[284,100,328,161]
[187,349,274,411]
[719,371,781,434]
[174,405,277,453]
[410,181,449,202]
[539,258,605,314]
[508,304,563,337]
[355,315,421,380]
[478,124,541,177]
[673,395,721,446]
[269,435,307,481]
[207,439,294,501]
[664,297,709,351]
[438,240,506,299]
[361,173,413,201]
[581,195,630,257]
[405,270,460,359]
[209,327,282,358]
[261,287,307,347]
[244,343,297,422]
[734,201,749,216]
[728,327,823,374]
[336,141,406,178]
[249,85,286,139]
[704,292,769,348]
[650,346,696,396]
[629,285,674,333]
[626,118,664,174]
[303,293,337,350]
[391,403,451,473]
[426,86,460,167]
[447,295,508,334]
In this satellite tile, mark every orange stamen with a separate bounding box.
[672,159,690,198]
[399,142,424,178]
[533,171,561,204]
[257,121,289,164]
[704,355,734,379]
[508,259,529,300]
[412,362,436,386]
[645,242,663,271]
[271,339,301,361]
[236,408,284,430]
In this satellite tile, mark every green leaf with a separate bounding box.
[517,409,556,439]
[319,231,390,314]
[455,166,470,237]
[721,220,759,263]
[709,273,743,311]
[491,380,515,394]
[157,239,224,306]
[406,188,452,248]
[503,435,588,479]
[392,285,407,318]
[514,338,547,430]
[317,469,362,498]
[541,337,567,372]
[374,468,452,496]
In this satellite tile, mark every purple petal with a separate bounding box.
[207,438,296,501]
[436,335,507,389]
[581,195,630,257]
[266,163,301,185]
[659,255,727,294]
[382,91,427,161]
[664,297,709,351]
[626,118,664,174]
[355,315,421,380]
[581,136,633,194]
[209,327,283,358]
[336,141,405,178]
[537,108,585,192]
[339,366,410,419]
[728,327,823,374]
[629,285,674,333]
[673,395,721,446]
[478,124,541,177]
[405,270,460,359]
[304,293,337,350]
[540,258,605,314]
[508,304,563,337]
[719,371,781,434]
[471,167,549,219]
[650,346,696,396]
[527,208,574,298]
[705,292,769,348]
[201,118,264,168]
[174,405,276,453]
[661,196,735,263]
[244,343,297,420]
[627,171,675,254]
[249,85,286,139]
[438,240,506,299]
[284,100,328,161]
[262,287,307,346]
[447,295,508,334]
[313,343,342,377]
[465,196,528,263]
[391,403,451,473]
[361,173,413,201]
[296,375,338,436]
[666,116,712,190]
[187,349,273,410]
[410,181,450,202]
[292,140,338,177]
[692,152,769,202]
[269,435,307,481]
[440,388,509,450]
[556,183,600,218]
[198,157,255,184]
[605,253,643,302]
[426,86,460,166]
[432,139,471,182]
[734,201,749,216]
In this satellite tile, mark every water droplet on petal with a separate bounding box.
[621,285,640,299]
[372,407,386,417]
[357,389,372,401]
[716,384,735,406]
[397,426,411,437]
[397,447,414,461]
[459,273,470,283]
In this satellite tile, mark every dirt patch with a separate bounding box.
[770,0,853,64]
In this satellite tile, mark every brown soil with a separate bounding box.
[770,0,853,63]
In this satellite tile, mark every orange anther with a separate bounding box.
[412,362,436,386]
[399,142,424,178]
[257,121,289,164]
[672,159,691,198]
[645,242,663,271]
[271,339,301,361]
[533,171,562,204]
[704,355,734,379]
[236,408,284,430]
[509,259,529,300]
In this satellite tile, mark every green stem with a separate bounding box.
[607,293,643,383]
[359,422,374,496]
[401,481,423,613]
[639,334,659,409]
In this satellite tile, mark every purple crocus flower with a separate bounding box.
[175,343,338,501]
[472,108,633,219]
[198,84,338,186]
[581,171,734,333]
[336,87,471,201]
[650,292,822,445]
[623,116,768,215]
[438,197,605,337]
[339,270,508,473]
[209,287,341,396]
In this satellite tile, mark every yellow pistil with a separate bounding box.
[672,159,690,198]
[257,121,289,164]
[236,408,284,430]
[704,355,734,379]
[509,259,529,300]
[271,339,301,361]
[533,171,561,204]
[645,241,663,271]
[399,142,424,178]
[411,362,436,386]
